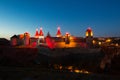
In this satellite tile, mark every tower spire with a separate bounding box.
[46,32,51,37]
[39,27,44,36]
[35,28,39,38]
[56,27,62,37]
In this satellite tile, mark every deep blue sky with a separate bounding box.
[0,0,120,39]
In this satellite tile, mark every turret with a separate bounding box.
[85,27,93,48]
[37,27,45,44]
[56,27,62,37]
[85,27,93,38]
[65,32,70,44]
[35,28,39,38]
[24,32,30,46]
[39,27,44,37]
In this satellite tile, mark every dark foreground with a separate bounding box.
[0,47,120,80]
[0,65,120,80]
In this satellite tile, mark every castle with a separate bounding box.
[10,27,94,48]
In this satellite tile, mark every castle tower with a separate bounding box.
[85,27,93,48]
[35,28,39,38]
[85,27,93,37]
[10,35,18,46]
[39,27,44,37]
[37,27,44,45]
[56,27,62,37]
[46,32,55,49]
[65,32,70,44]
[24,32,30,46]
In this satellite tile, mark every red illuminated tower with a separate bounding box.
[39,27,44,36]
[35,28,39,38]
[37,27,45,45]
[56,27,62,37]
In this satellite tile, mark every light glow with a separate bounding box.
[98,42,102,45]
[106,39,111,43]
[91,32,93,36]
[19,34,24,39]
[92,40,96,44]
[86,32,88,37]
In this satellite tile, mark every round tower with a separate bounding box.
[85,27,93,48]
[86,27,93,38]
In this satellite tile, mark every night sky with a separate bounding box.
[0,0,120,39]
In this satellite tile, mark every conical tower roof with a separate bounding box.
[46,32,51,37]
[56,27,62,37]
[39,27,44,36]
[35,28,39,37]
